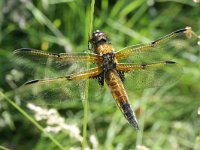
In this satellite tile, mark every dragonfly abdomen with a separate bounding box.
[105,70,139,129]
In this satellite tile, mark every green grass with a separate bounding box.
[0,0,200,150]
[0,91,65,150]
[82,0,95,149]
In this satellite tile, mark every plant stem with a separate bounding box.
[0,91,65,150]
[82,0,95,149]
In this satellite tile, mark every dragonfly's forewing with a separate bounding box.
[13,49,103,106]
[115,28,197,64]
[14,48,101,78]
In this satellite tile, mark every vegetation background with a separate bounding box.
[0,0,200,150]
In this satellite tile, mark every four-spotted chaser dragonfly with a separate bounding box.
[14,28,190,130]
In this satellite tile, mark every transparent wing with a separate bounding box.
[14,48,102,78]
[14,77,85,106]
[119,61,182,91]
[115,28,195,64]
[13,71,104,106]
[13,49,103,106]
[14,78,107,107]
[14,48,102,63]
[115,27,198,91]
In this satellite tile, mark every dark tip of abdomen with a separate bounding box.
[120,102,139,130]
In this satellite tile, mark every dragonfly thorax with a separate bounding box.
[102,53,116,71]
[96,53,117,87]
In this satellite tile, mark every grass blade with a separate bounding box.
[0,91,65,150]
[82,0,95,149]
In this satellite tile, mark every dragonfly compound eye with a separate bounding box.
[90,30,108,45]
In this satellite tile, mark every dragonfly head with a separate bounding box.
[89,30,108,49]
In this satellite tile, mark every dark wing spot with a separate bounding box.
[165,60,176,64]
[174,28,186,34]
[24,79,39,85]
[14,48,32,54]
[151,41,157,45]
[52,53,60,58]
[65,76,72,80]
[141,64,146,69]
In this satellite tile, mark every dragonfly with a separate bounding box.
[14,27,190,130]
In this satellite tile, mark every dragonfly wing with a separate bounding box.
[13,48,103,106]
[14,74,103,107]
[14,48,102,63]
[119,61,182,91]
[115,28,196,64]
[14,78,86,106]
[14,48,102,78]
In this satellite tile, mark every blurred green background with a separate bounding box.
[0,0,200,150]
